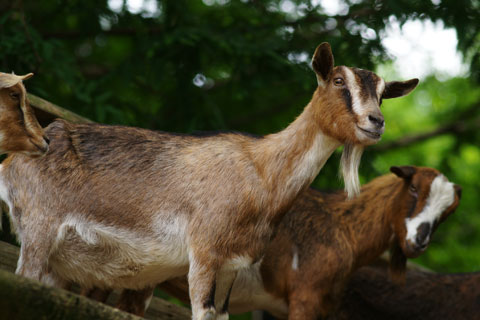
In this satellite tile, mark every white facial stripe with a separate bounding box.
[376,78,385,99]
[405,175,455,243]
[342,67,362,115]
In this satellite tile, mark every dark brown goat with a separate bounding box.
[337,260,479,320]
[136,166,461,319]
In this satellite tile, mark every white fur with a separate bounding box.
[229,260,289,318]
[340,144,364,198]
[291,246,299,270]
[194,308,215,320]
[144,293,153,312]
[0,165,11,212]
[377,78,386,98]
[405,175,455,243]
[216,314,229,320]
[343,67,363,116]
[50,214,190,290]
[286,131,340,196]
[0,164,11,232]
[222,255,253,271]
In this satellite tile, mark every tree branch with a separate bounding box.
[27,93,94,124]
[372,114,480,152]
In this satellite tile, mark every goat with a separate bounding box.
[0,43,418,320]
[337,260,479,320]
[0,72,49,231]
[139,166,460,319]
[0,72,48,156]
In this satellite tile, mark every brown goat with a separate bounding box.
[0,43,418,320]
[139,166,460,319]
[337,260,480,320]
[0,72,48,156]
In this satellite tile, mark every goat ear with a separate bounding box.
[390,166,416,180]
[383,78,419,99]
[0,72,33,89]
[454,184,462,199]
[389,241,407,286]
[312,42,334,85]
[19,73,34,81]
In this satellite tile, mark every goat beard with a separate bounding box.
[389,241,407,286]
[340,143,364,199]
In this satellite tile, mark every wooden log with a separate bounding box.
[0,269,142,320]
[0,239,18,273]
[27,93,94,126]
[0,241,191,320]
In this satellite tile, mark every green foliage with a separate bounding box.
[1,0,480,317]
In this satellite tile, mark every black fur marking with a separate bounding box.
[341,89,353,113]
[353,68,378,102]
[416,222,431,244]
[203,279,216,309]
[220,282,235,314]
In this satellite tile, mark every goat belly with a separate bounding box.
[49,215,190,290]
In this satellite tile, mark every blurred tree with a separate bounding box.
[1,1,480,316]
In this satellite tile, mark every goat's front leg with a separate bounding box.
[188,255,219,320]
[214,269,237,320]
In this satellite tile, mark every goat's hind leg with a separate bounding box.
[16,240,48,281]
[16,239,69,289]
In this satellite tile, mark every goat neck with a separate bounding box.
[336,174,404,268]
[248,100,340,217]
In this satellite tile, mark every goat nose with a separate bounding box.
[415,222,431,247]
[368,114,385,128]
[415,234,429,247]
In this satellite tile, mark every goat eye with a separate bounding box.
[333,78,344,86]
[409,185,418,196]
[9,92,20,100]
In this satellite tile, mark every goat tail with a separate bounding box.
[340,143,364,199]
[389,241,407,286]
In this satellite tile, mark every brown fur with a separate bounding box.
[1,43,418,320]
[151,167,460,319]
[116,287,155,317]
[0,72,48,156]
[338,260,480,320]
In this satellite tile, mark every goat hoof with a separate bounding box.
[216,312,229,320]
[203,310,215,320]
